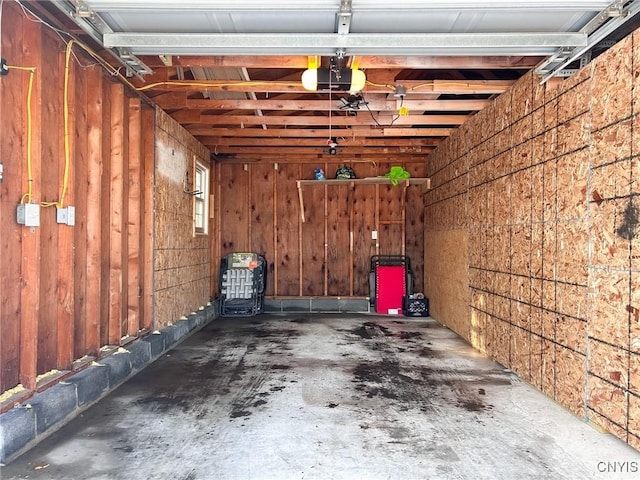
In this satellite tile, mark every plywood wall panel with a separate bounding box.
[588,268,630,347]
[555,220,588,285]
[556,282,587,321]
[557,78,591,124]
[511,169,532,224]
[631,352,640,394]
[510,71,533,123]
[530,334,544,390]
[540,338,556,399]
[556,315,586,354]
[542,222,557,281]
[629,394,640,450]
[510,327,531,380]
[541,282,556,317]
[591,160,632,202]
[591,38,632,131]
[154,110,211,328]
[511,299,531,330]
[555,347,586,417]
[631,272,640,355]
[588,375,628,440]
[556,151,589,222]
[493,176,511,225]
[591,199,632,270]
[511,275,531,306]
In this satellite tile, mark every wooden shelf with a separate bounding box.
[296,177,431,223]
[297,177,430,187]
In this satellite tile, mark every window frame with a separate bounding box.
[193,159,210,236]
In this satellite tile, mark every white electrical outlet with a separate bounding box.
[67,206,75,226]
[371,230,378,240]
[17,204,40,227]
[57,207,67,224]
[57,206,76,226]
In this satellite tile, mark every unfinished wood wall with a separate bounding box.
[217,160,425,297]
[425,31,640,450]
[0,3,154,405]
[154,110,213,327]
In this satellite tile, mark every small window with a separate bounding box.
[193,160,209,235]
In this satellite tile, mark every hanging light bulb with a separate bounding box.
[301,68,366,92]
[301,68,318,91]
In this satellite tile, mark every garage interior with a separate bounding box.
[2,0,640,470]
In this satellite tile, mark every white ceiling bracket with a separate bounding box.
[536,0,640,82]
[336,0,353,35]
[49,0,153,79]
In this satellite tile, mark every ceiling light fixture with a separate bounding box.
[302,54,365,93]
[302,68,365,93]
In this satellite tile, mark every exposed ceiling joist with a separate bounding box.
[172,114,472,127]
[139,79,515,95]
[154,98,491,111]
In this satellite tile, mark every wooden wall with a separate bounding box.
[217,160,426,298]
[425,31,640,450]
[0,3,153,405]
[154,110,213,327]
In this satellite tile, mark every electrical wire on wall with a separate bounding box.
[4,64,37,204]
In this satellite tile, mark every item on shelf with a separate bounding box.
[335,166,356,179]
[314,167,326,180]
[379,166,411,185]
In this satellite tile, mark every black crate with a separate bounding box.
[403,297,429,317]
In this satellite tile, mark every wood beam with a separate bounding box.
[207,137,440,147]
[139,79,514,95]
[176,113,471,126]
[214,153,430,163]
[159,98,490,111]
[214,146,435,155]
[192,127,451,138]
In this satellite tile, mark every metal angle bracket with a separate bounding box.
[49,0,153,79]
[536,0,640,82]
[336,0,353,35]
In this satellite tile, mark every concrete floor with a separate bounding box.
[2,314,640,480]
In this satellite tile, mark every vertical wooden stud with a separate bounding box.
[108,82,125,345]
[84,66,103,355]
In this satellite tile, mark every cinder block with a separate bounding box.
[28,383,77,434]
[162,325,179,348]
[127,339,151,370]
[187,313,201,331]
[205,302,219,322]
[142,332,165,358]
[63,365,109,406]
[173,320,190,342]
[280,298,312,312]
[99,352,132,387]
[0,407,36,463]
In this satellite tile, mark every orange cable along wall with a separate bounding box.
[0,2,154,402]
